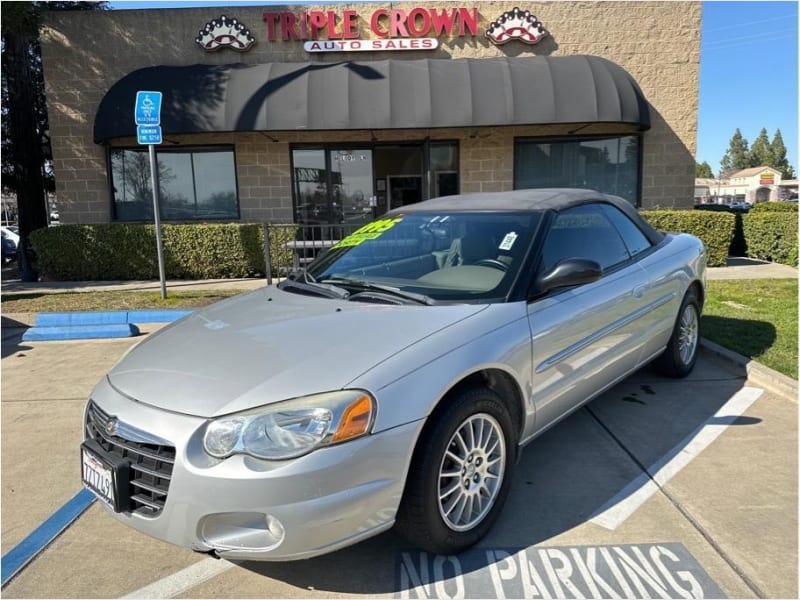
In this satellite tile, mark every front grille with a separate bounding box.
[85,400,175,517]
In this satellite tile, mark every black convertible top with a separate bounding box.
[388,188,664,245]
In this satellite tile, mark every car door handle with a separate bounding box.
[633,285,647,299]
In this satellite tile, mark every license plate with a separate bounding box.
[81,444,116,508]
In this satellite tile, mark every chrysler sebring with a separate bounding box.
[81,189,706,560]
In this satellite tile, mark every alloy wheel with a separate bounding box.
[678,303,699,365]
[437,413,506,532]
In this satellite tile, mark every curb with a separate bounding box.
[35,309,192,327]
[700,338,798,402]
[20,310,192,342]
[22,324,140,342]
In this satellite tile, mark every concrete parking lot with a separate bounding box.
[1,325,796,599]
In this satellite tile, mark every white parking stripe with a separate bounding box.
[590,386,764,530]
[122,557,236,599]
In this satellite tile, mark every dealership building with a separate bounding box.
[40,2,700,226]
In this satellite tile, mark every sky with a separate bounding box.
[698,1,797,174]
[109,0,799,176]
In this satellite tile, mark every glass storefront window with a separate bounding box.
[294,148,376,225]
[292,149,329,224]
[292,141,459,225]
[514,136,640,205]
[110,147,238,221]
[430,142,459,198]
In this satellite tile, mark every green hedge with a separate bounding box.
[741,212,799,266]
[750,201,799,213]
[641,210,734,267]
[30,223,297,281]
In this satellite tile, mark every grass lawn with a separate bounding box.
[1,289,246,313]
[702,279,798,379]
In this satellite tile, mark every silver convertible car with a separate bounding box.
[81,189,706,560]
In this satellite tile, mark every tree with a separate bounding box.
[719,129,751,175]
[770,129,796,179]
[749,127,773,168]
[1,1,106,279]
[695,161,713,178]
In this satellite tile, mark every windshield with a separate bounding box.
[302,211,541,302]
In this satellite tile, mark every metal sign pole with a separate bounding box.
[148,144,167,299]
[135,90,166,299]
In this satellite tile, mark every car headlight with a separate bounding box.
[202,390,375,460]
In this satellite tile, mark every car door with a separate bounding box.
[524,203,652,438]
[596,203,682,367]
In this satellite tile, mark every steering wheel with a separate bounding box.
[473,258,509,272]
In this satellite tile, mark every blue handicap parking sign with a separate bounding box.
[137,125,162,145]
[135,91,162,126]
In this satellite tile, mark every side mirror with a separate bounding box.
[533,258,603,296]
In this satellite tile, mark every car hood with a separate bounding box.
[107,287,488,418]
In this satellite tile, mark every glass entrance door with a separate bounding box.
[374,145,424,214]
[387,176,423,210]
[330,149,374,226]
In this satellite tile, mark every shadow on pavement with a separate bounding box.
[1,317,31,359]
[240,359,755,596]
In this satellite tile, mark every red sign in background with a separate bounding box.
[263,7,478,42]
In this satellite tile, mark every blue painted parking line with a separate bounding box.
[1,488,96,587]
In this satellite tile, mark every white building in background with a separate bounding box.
[695,166,799,205]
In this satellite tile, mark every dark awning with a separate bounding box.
[93,55,650,143]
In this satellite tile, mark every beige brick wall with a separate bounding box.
[40,2,700,223]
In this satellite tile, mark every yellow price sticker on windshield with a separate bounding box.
[335,217,403,248]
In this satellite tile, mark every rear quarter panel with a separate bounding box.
[635,233,706,364]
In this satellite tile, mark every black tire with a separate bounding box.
[654,287,701,378]
[395,387,517,555]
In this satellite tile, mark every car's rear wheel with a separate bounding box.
[395,387,516,555]
[655,287,701,378]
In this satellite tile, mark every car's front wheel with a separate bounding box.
[395,387,516,555]
[655,287,701,378]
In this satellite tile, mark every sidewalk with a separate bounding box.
[706,256,797,280]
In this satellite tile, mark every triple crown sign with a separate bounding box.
[135,91,163,145]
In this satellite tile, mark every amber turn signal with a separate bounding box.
[331,395,374,442]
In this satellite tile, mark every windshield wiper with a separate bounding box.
[279,271,350,299]
[321,277,436,305]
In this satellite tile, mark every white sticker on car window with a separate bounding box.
[499,232,518,251]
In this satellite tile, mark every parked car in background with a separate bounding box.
[1,226,19,263]
[694,203,749,213]
[81,189,706,561]
[2,225,19,244]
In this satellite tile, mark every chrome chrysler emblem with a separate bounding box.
[105,417,118,436]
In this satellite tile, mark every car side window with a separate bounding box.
[540,204,631,272]
[599,204,652,258]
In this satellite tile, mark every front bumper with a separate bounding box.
[86,377,424,561]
